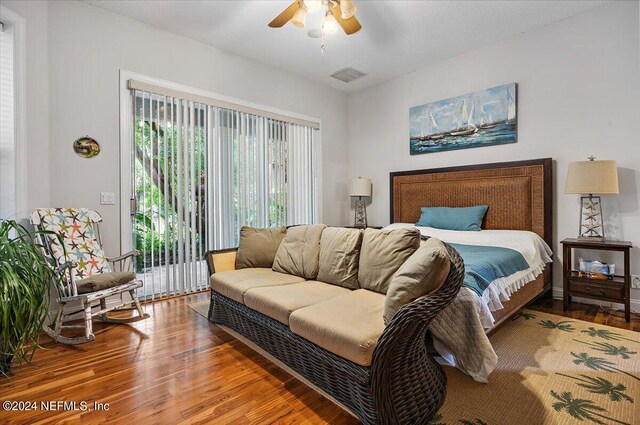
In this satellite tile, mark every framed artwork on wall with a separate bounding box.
[409,83,517,155]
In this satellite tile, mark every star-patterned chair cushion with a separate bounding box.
[30,208,111,282]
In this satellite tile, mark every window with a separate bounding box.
[0,7,24,221]
[0,14,15,218]
[128,81,319,298]
[211,109,317,248]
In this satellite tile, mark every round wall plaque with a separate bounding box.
[73,136,100,158]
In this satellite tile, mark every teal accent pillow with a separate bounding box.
[416,206,488,231]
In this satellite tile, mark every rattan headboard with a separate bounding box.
[390,158,552,248]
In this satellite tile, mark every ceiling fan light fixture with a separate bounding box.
[322,9,339,34]
[307,29,323,38]
[339,0,357,19]
[291,4,307,28]
[304,0,323,12]
[268,0,362,50]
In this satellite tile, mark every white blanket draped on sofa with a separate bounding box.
[385,223,553,383]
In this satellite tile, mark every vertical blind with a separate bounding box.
[131,84,318,299]
[0,19,16,220]
[209,110,317,248]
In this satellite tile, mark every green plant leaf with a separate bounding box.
[0,220,62,376]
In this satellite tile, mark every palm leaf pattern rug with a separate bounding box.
[437,310,639,425]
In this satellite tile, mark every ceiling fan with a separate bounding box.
[268,0,362,36]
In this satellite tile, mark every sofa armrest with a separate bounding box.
[370,243,465,423]
[206,248,238,276]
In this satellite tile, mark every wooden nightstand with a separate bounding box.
[561,238,633,322]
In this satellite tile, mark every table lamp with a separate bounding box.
[565,157,619,240]
[349,177,372,228]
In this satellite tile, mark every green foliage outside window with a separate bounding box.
[134,116,207,272]
[132,104,289,274]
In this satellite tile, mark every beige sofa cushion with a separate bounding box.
[383,238,451,324]
[317,227,363,289]
[76,271,135,294]
[244,281,351,325]
[357,227,421,294]
[235,226,286,269]
[210,268,305,303]
[273,224,326,279]
[289,289,386,366]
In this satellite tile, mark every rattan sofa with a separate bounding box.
[206,228,464,424]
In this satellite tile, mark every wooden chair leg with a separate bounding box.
[99,290,149,324]
[43,301,95,345]
[130,290,148,319]
[100,298,108,321]
[42,302,64,342]
[54,303,65,336]
[84,301,94,341]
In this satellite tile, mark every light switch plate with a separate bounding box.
[632,275,640,289]
[100,192,115,205]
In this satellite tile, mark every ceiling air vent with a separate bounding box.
[330,67,367,83]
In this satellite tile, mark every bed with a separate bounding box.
[388,158,553,382]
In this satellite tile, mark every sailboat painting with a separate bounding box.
[410,83,517,155]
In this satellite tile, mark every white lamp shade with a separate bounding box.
[304,0,322,12]
[291,6,307,28]
[340,0,357,19]
[565,160,619,195]
[349,177,372,197]
[323,11,339,34]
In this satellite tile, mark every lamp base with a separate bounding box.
[578,235,606,242]
[354,197,368,228]
[578,195,604,239]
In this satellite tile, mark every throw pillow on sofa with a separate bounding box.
[358,227,421,294]
[317,227,363,289]
[383,237,451,324]
[273,224,326,279]
[236,226,286,269]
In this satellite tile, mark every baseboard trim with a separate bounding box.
[551,288,640,312]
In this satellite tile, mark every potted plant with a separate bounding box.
[0,220,59,375]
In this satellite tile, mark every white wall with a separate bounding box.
[44,0,349,254]
[3,1,50,217]
[347,1,640,300]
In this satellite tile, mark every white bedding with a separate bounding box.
[385,223,553,328]
[384,223,553,382]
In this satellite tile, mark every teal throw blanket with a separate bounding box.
[449,243,530,296]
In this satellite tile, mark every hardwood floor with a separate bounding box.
[2,292,637,425]
[529,296,640,332]
[0,292,358,425]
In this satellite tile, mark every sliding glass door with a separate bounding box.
[132,92,209,299]
[127,83,318,300]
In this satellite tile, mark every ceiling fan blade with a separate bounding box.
[331,3,362,35]
[268,1,301,28]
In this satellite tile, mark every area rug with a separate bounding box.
[189,302,639,425]
[189,300,210,318]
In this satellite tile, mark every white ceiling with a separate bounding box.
[84,0,609,93]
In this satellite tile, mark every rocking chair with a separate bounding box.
[30,208,150,345]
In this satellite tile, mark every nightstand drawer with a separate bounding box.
[568,281,623,300]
